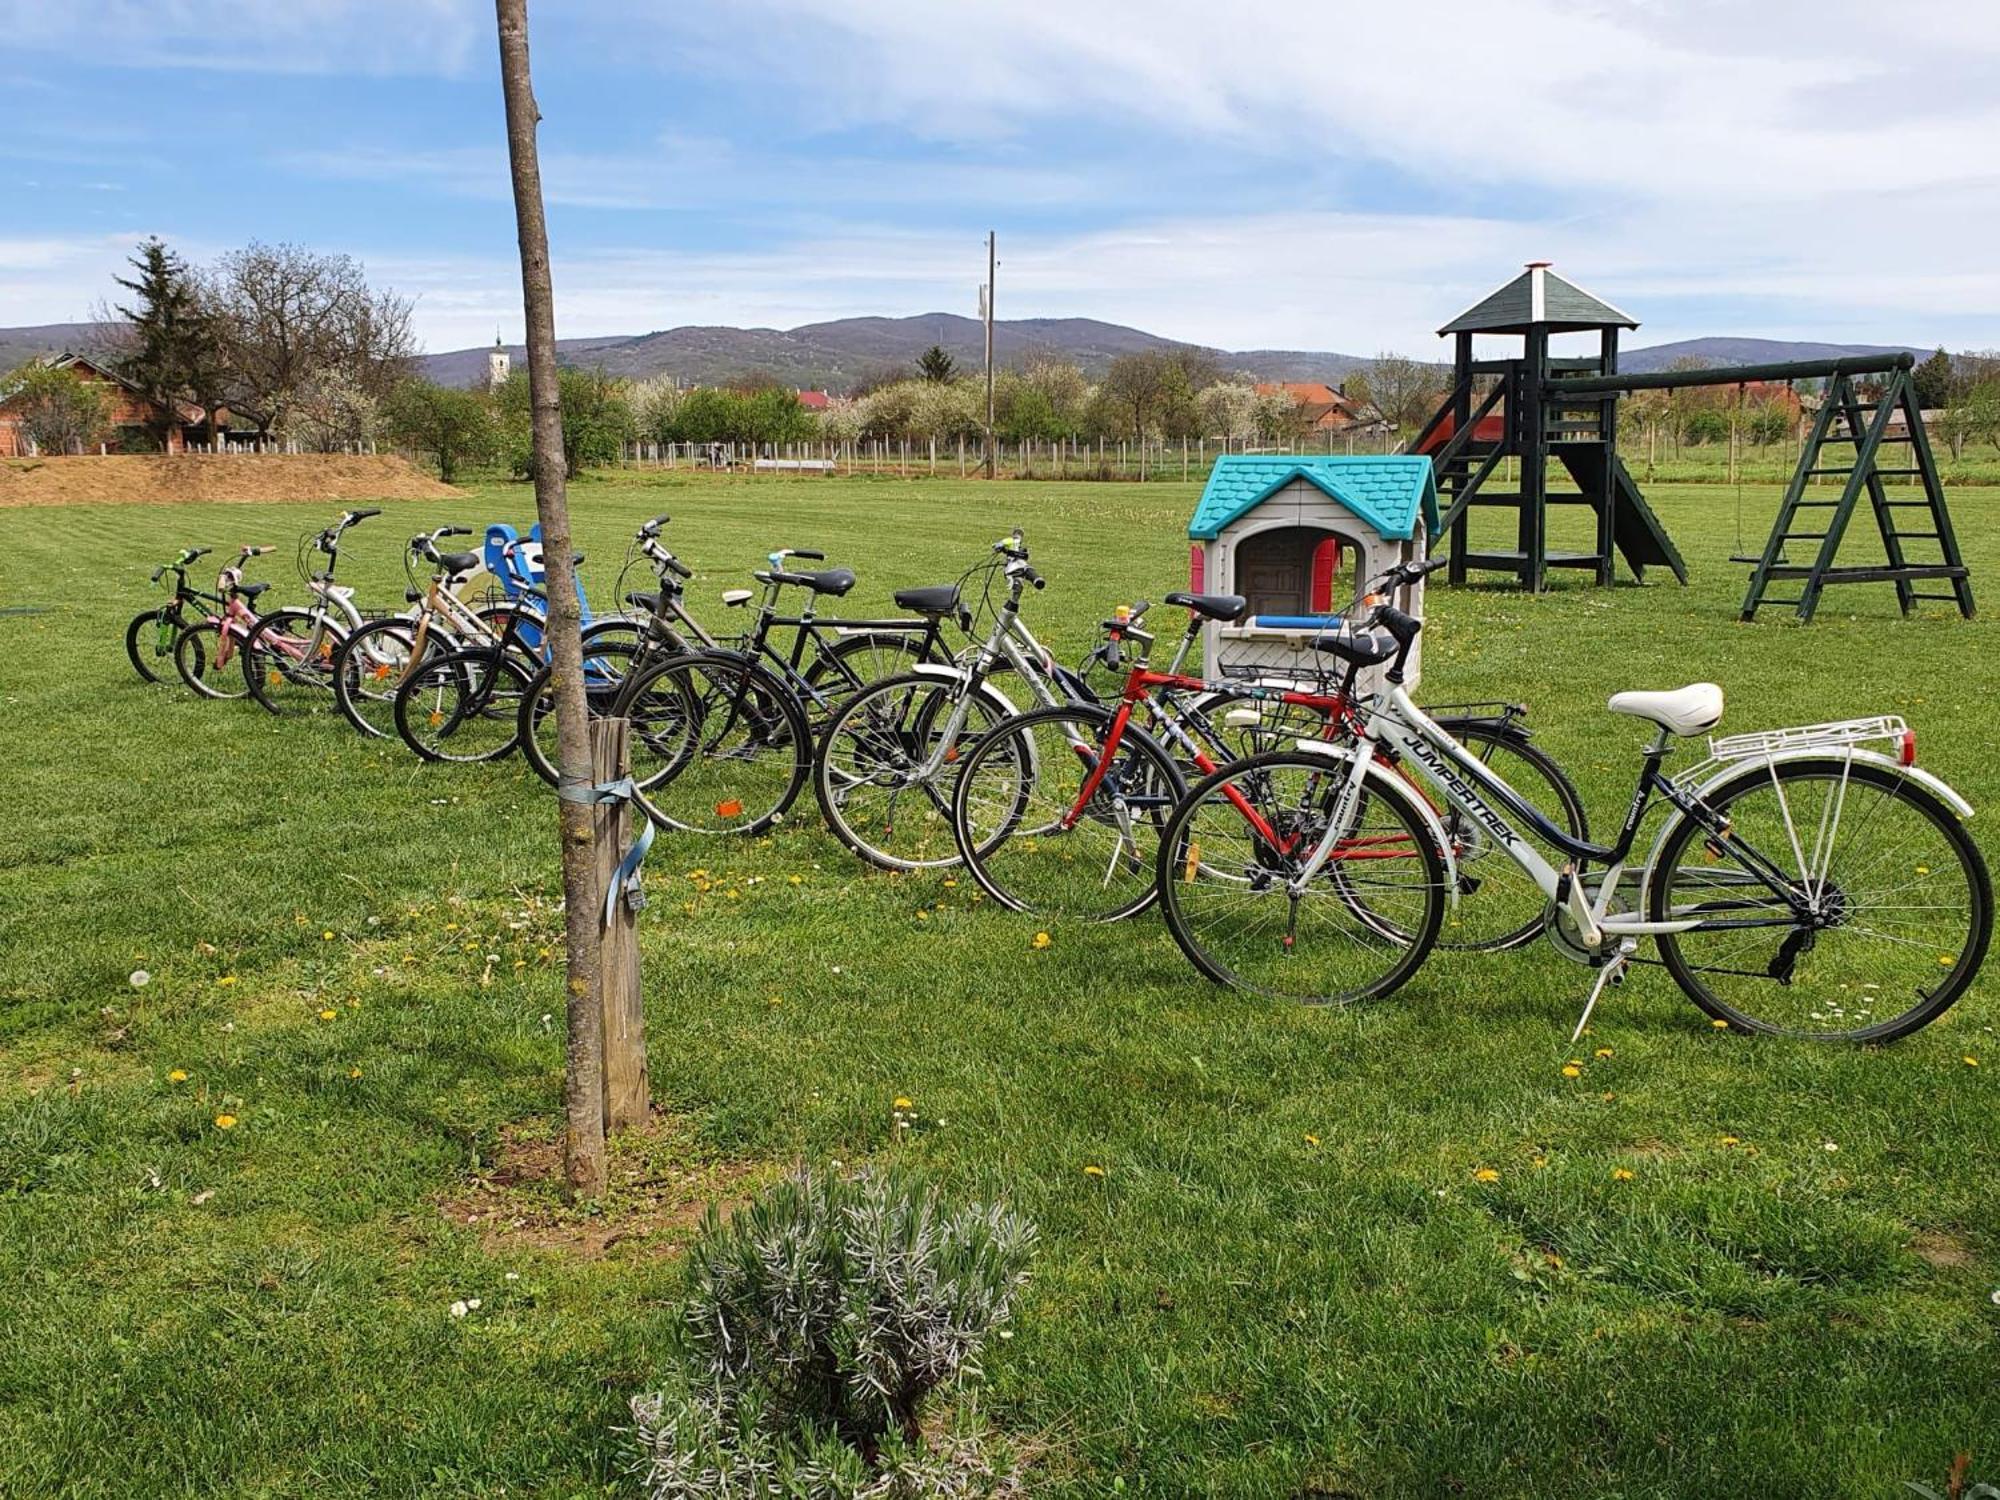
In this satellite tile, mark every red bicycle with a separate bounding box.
[949,584,1586,943]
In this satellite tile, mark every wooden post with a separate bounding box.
[592,716,648,1133]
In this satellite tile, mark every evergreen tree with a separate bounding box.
[1913,347,1955,411]
[916,344,957,383]
[112,238,216,447]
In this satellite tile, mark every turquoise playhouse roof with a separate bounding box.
[1188,454,1440,542]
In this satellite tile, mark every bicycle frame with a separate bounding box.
[1298,684,1760,949]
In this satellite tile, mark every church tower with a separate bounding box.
[487,333,510,391]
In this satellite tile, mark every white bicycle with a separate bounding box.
[1157,558,1991,1042]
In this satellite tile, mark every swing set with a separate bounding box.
[1412,264,1974,622]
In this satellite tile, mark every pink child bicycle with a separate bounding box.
[171,545,306,701]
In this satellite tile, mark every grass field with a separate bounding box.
[2,467,1997,1498]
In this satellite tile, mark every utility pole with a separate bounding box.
[983,230,996,479]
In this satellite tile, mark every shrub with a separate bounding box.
[3,363,111,454]
[625,1164,1036,1498]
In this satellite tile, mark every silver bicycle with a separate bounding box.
[1158,558,1991,1042]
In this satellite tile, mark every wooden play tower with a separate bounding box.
[1408,263,1973,621]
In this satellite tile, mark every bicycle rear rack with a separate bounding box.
[1707,714,1909,762]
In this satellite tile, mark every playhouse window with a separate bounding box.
[1235,527,1350,617]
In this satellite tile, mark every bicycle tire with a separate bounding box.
[332,618,436,740]
[952,702,1185,923]
[1157,748,1446,1006]
[126,607,180,685]
[173,620,245,700]
[1649,756,1992,1042]
[614,649,809,836]
[243,607,347,717]
[518,640,645,787]
[812,669,1022,871]
[393,648,533,763]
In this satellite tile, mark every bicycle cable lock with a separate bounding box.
[557,775,656,925]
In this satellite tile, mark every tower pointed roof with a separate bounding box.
[1438,262,1637,336]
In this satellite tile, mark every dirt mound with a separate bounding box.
[0,454,460,508]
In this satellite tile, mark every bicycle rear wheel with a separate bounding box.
[244,608,347,717]
[173,621,247,700]
[333,619,435,740]
[393,649,532,763]
[618,651,809,836]
[952,704,1183,922]
[1157,750,1446,1005]
[1650,757,1991,1041]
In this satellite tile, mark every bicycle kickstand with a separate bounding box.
[1570,937,1639,1045]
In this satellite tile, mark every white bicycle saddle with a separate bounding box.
[1606,683,1724,737]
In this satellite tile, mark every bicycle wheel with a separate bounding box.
[126,607,180,684]
[619,651,809,836]
[953,704,1183,922]
[1650,757,1991,1041]
[1157,750,1446,1006]
[333,619,435,740]
[518,640,643,787]
[393,649,533,763]
[243,608,347,717]
[807,632,930,700]
[173,621,247,701]
[813,670,1017,870]
[1426,721,1589,953]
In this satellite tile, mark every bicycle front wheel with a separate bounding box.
[173,620,247,700]
[953,704,1183,922]
[243,608,346,717]
[1650,757,1991,1041]
[618,651,809,836]
[393,649,532,763]
[813,671,1016,870]
[1157,750,1446,1006]
[126,607,180,684]
[519,641,643,787]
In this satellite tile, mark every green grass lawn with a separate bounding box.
[2,468,1997,1498]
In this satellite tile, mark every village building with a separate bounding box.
[0,352,212,457]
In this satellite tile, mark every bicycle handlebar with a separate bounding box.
[639,513,670,538]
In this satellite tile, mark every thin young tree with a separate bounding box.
[496,0,607,1199]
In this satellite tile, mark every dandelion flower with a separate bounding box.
[449,1300,469,1318]
[1303,1134,1320,1147]
[347,1067,363,1080]
[894,1096,913,1110]
[1594,1047,1613,1059]
[1720,1134,1741,1146]
[1711,1018,1730,1029]
[168,1069,189,1084]
[1966,1057,1980,1068]
[1473,1167,1500,1183]
[130,969,151,988]
[214,1114,238,1130]
[1823,1141,1839,1152]
[1531,1155,1549,1169]
[1561,1064,1581,1079]
[1032,932,1052,950]
[1083,1164,1105,1178]
[1611,1167,1634,1181]
[217,975,237,988]
[322,930,334,941]
[788,874,803,885]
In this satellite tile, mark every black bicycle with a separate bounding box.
[126,547,216,685]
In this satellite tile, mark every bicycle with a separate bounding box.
[811,533,1077,871]
[171,546,281,700]
[519,517,967,779]
[126,547,214,685]
[241,508,380,716]
[331,527,545,740]
[1157,557,1991,1042]
[950,590,1585,931]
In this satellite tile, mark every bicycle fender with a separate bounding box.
[907,662,1024,718]
[1636,747,1974,920]
[1292,738,1460,908]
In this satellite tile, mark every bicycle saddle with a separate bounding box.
[786,567,856,597]
[1607,683,1723,736]
[1308,628,1395,667]
[238,580,271,600]
[626,591,663,613]
[1165,590,1248,623]
[894,583,960,616]
[438,551,482,574]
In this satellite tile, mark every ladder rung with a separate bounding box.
[1872,467,1925,477]
[1804,467,1852,477]
[1883,501,1934,508]
[1892,532,1941,540]
[1781,532,1830,541]
[1910,594,1963,602]
[1789,499,1841,508]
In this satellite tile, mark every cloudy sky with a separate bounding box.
[5,0,1999,356]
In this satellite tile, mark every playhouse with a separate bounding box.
[1187,454,1439,690]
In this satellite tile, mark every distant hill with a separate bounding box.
[2,316,1935,395]
[1619,336,1928,375]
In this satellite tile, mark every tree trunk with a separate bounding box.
[495,0,606,1200]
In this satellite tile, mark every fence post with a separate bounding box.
[592,716,649,1134]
